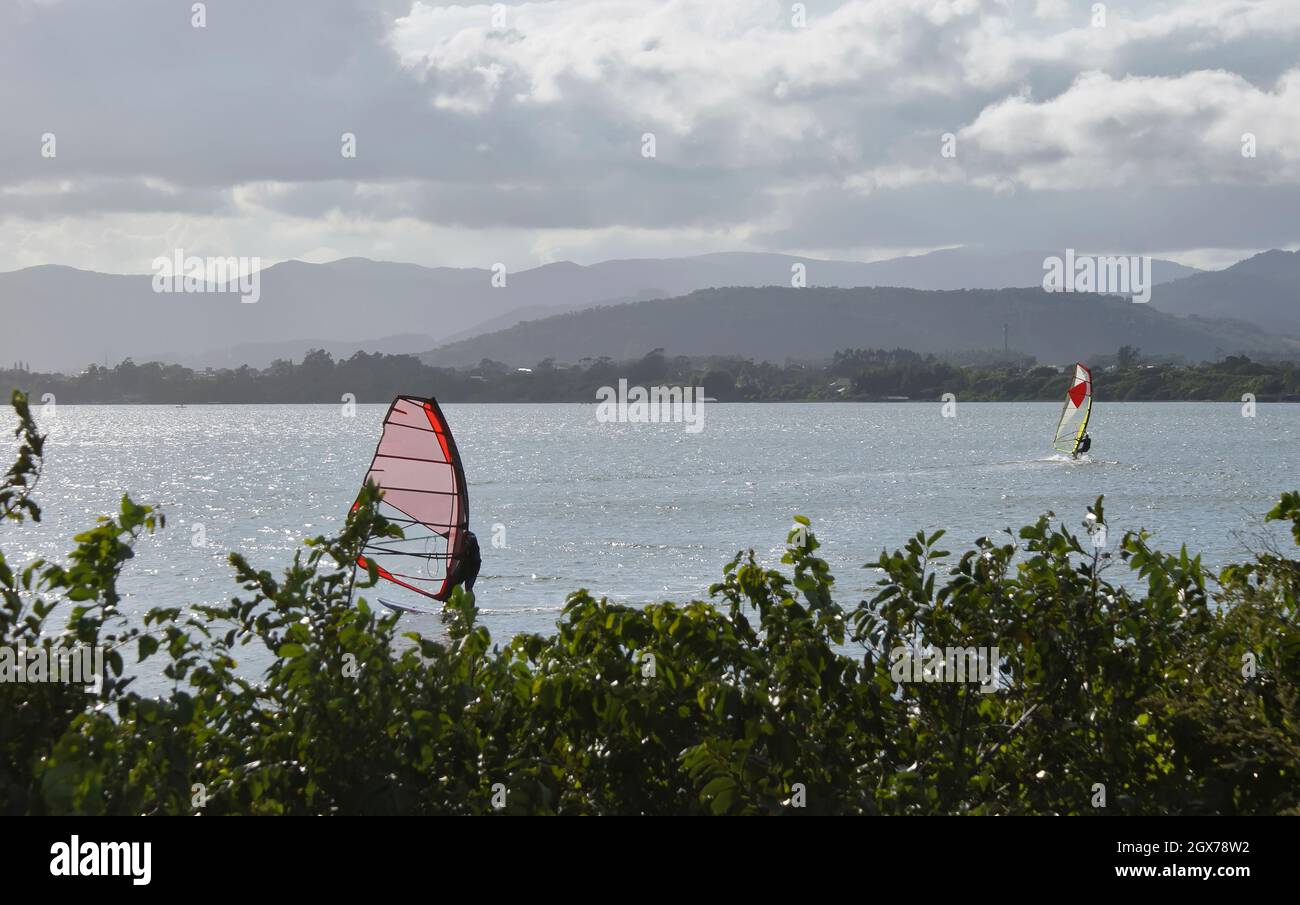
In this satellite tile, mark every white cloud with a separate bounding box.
[960,68,1300,190]
[2,0,1300,271]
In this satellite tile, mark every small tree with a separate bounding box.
[1117,345,1141,369]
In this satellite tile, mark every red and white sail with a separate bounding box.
[1052,363,1093,456]
[355,396,469,601]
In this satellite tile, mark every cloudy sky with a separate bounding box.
[1,0,1298,273]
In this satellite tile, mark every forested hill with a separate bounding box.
[1150,248,1300,335]
[420,286,1297,368]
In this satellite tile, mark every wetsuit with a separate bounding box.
[455,530,482,592]
[1076,435,1091,455]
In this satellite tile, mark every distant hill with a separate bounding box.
[818,246,1199,291]
[1150,249,1300,335]
[0,249,1201,372]
[419,286,1297,367]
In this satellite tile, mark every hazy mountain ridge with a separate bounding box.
[1,248,1201,371]
[419,285,1296,368]
[1149,248,1300,335]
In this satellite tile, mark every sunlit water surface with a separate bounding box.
[3,402,1296,693]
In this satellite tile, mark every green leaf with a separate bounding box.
[137,636,159,661]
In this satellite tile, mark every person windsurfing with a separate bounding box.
[1052,363,1093,459]
[451,528,481,594]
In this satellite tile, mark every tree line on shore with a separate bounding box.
[4,347,1300,404]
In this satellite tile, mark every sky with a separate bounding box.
[1,0,1298,274]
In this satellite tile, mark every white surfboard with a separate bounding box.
[379,598,443,616]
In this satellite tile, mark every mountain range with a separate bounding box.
[2,246,1296,371]
[418,285,1297,368]
[1145,249,1300,336]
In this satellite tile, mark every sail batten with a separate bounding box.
[355,396,469,602]
[1052,363,1093,456]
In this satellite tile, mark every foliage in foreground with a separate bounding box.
[1,391,1298,815]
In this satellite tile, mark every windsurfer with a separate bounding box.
[1074,433,1092,457]
[451,529,482,593]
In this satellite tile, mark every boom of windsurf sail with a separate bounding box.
[353,395,469,602]
[1052,362,1093,456]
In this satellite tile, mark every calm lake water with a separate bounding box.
[3,402,1297,692]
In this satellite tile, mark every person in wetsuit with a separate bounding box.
[452,529,481,593]
[1074,433,1092,457]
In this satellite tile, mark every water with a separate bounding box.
[3,402,1297,692]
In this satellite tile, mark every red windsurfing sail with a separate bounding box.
[354,395,469,602]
